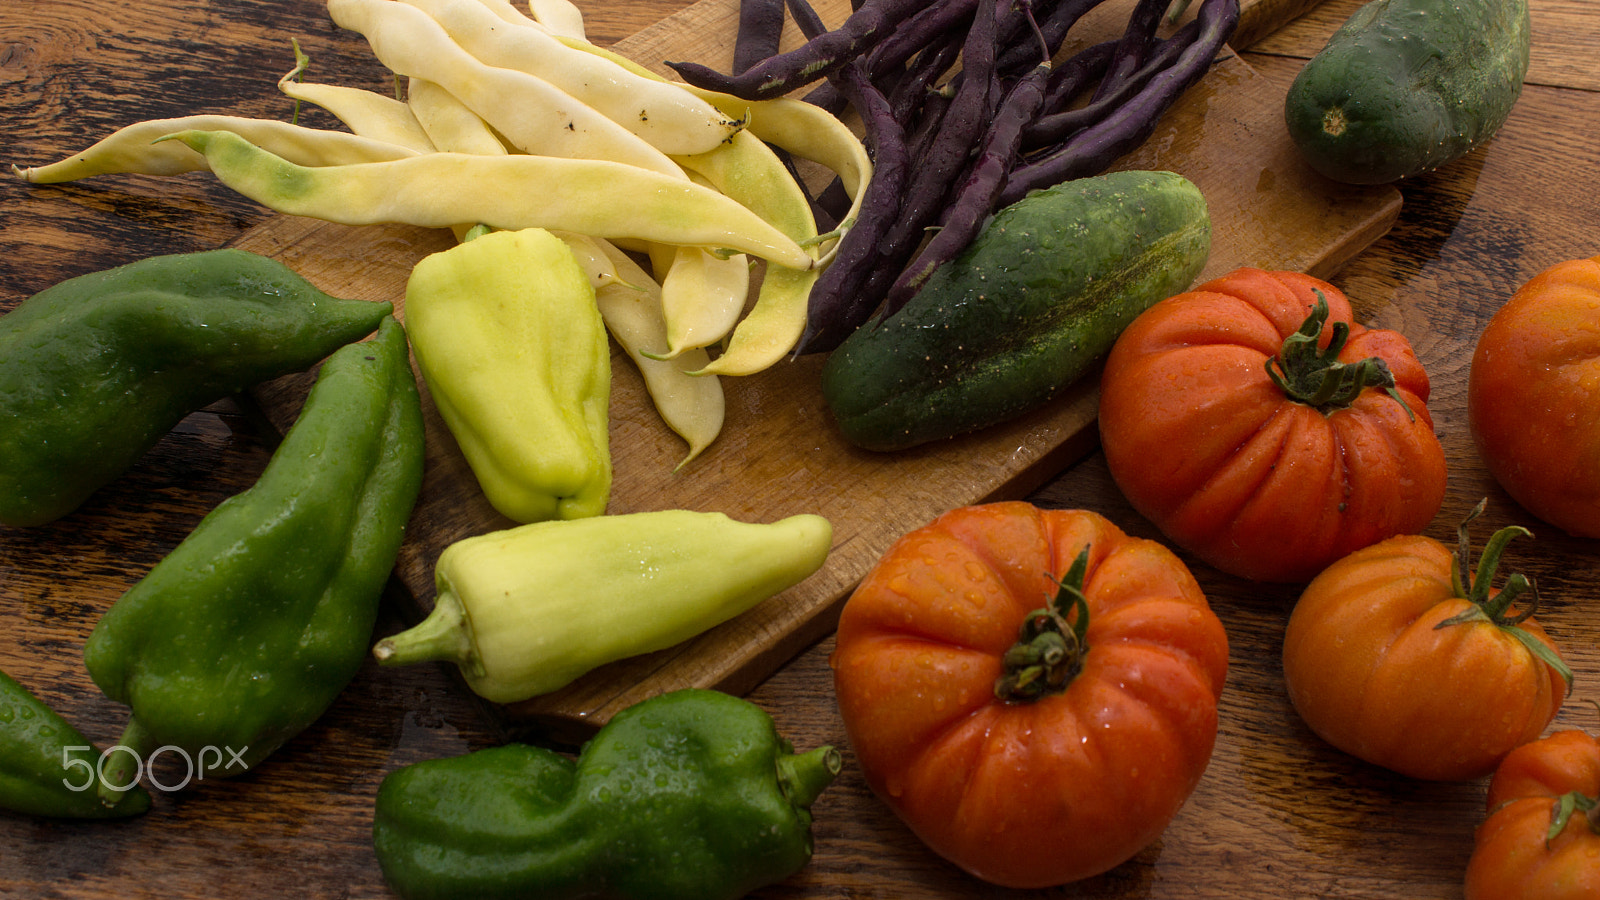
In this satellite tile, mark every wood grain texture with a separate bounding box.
[236,0,1400,736]
[2,0,1598,898]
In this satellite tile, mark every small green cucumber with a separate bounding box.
[1284,0,1531,185]
[820,169,1210,452]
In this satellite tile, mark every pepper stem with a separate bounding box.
[777,745,842,810]
[1435,500,1574,694]
[1263,290,1416,420]
[994,547,1092,703]
[371,588,482,676]
[99,716,156,808]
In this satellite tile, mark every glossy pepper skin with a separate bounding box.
[0,668,151,819]
[405,227,611,523]
[0,248,392,527]
[371,509,832,703]
[82,316,424,804]
[372,688,841,900]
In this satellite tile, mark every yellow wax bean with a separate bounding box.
[525,0,586,39]
[11,115,417,183]
[406,78,507,156]
[165,130,817,269]
[327,0,682,178]
[675,130,820,376]
[277,44,436,152]
[556,232,725,465]
[653,243,751,357]
[547,36,871,265]
[400,0,736,156]
[278,80,436,152]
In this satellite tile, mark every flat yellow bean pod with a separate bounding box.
[556,232,725,465]
[406,78,507,156]
[676,130,820,376]
[524,0,585,39]
[651,243,751,357]
[165,130,817,269]
[327,0,682,178]
[11,115,418,183]
[399,0,737,156]
[277,44,436,152]
[548,37,871,265]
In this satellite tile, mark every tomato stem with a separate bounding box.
[1547,790,1600,842]
[1437,499,1574,694]
[1263,290,1415,420]
[995,546,1091,703]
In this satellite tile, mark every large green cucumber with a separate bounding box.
[820,169,1210,452]
[1284,0,1531,185]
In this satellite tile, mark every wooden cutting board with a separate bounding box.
[240,0,1399,740]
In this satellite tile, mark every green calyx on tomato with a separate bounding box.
[1438,500,1574,694]
[1265,290,1415,420]
[995,547,1092,703]
[1548,790,1600,842]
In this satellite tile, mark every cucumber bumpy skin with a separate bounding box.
[820,169,1210,453]
[1283,0,1531,185]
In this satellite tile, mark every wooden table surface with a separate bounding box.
[2,0,1598,897]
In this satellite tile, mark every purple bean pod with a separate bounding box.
[996,0,1239,207]
[863,0,978,81]
[1038,38,1118,118]
[994,0,1108,76]
[887,34,962,126]
[880,62,1053,316]
[733,0,789,74]
[1088,0,1173,102]
[1024,19,1201,149]
[874,0,1000,254]
[666,0,928,100]
[792,61,910,355]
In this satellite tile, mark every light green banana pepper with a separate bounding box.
[405,227,611,522]
[371,509,833,703]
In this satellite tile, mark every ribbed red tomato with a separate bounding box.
[1469,255,1600,537]
[1282,506,1570,781]
[830,502,1228,888]
[1098,267,1446,582]
[1465,728,1600,900]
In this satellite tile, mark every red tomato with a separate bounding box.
[1098,267,1446,582]
[1465,728,1600,900]
[1282,506,1570,781]
[830,502,1228,888]
[1469,255,1600,537]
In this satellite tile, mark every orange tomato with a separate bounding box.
[830,502,1228,888]
[1469,255,1600,537]
[1098,267,1446,582]
[1465,728,1600,900]
[1282,505,1570,781]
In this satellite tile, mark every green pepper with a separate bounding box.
[0,248,393,527]
[371,509,832,703]
[0,667,151,819]
[405,226,612,523]
[82,316,424,805]
[372,687,840,900]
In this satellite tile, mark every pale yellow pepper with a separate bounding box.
[405,227,611,523]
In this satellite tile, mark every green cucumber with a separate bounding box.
[1284,0,1531,185]
[820,169,1210,452]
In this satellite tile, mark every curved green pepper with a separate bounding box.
[373,688,840,900]
[0,248,392,527]
[405,227,611,523]
[83,316,424,805]
[371,509,832,703]
[0,668,151,819]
